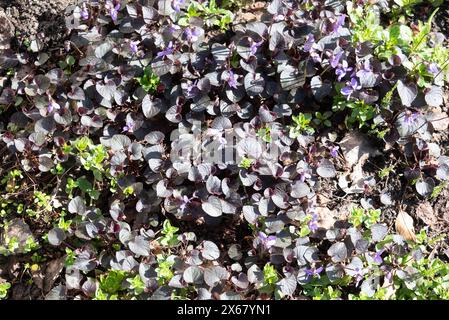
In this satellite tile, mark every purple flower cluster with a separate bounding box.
[179,195,191,212]
[185,27,201,43]
[80,3,89,20]
[250,39,264,56]
[172,0,185,12]
[341,78,362,99]
[304,266,324,279]
[129,40,139,54]
[404,111,418,126]
[106,1,121,22]
[258,232,277,250]
[157,41,175,59]
[226,70,240,89]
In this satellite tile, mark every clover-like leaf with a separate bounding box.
[317,159,337,178]
[48,228,67,246]
[327,242,348,263]
[68,196,86,215]
[202,241,220,260]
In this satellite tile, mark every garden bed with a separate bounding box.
[1,0,449,300]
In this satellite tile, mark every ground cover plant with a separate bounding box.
[0,0,449,300]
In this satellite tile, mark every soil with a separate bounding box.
[0,0,76,45]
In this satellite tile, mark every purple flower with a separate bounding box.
[250,39,264,56]
[122,118,134,132]
[332,14,346,34]
[186,80,199,98]
[258,232,277,250]
[428,63,439,75]
[157,41,175,59]
[308,213,319,232]
[335,60,353,81]
[47,98,60,113]
[404,111,418,126]
[304,266,323,278]
[169,24,181,34]
[226,70,239,89]
[310,50,322,63]
[304,34,315,52]
[107,1,121,22]
[341,77,361,99]
[329,145,339,158]
[179,195,191,212]
[297,162,312,182]
[373,249,384,264]
[356,60,374,79]
[330,51,343,69]
[354,267,364,286]
[80,4,89,20]
[185,27,201,42]
[172,0,185,12]
[130,40,139,54]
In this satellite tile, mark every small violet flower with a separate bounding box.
[297,162,312,182]
[356,59,374,79]
[427,62,439,75]
[330,51,343,69]
[304,266,324,278]
[185,27,201,42]
[186,80,199,99]
[332,14,346,34]
[156,41,174,59]
[250,39,264,56]
[179,195,191,212]
[308,213,319,232]
[354,267,364,286]
[303,34,315,52]
[226,70,239,89]
[80,3,89,20]
[107,1,121,22]
[373,249,385,264]
[329,145,339,158]
[341,77,361,99]
[122,118,135,132]
[130,40,139,54]
[404,111,418,126]
[310,50,322,63]
[335,60,353,81]
[47,98,60,113]
[172,0,185,12]
[258,232,277,250]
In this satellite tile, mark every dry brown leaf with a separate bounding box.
[395,211,417,241]
[339,131,380,168]
[238,13,257,22]
[316,206,337,229]
[416,202,438,227]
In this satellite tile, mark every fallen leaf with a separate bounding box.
[44,257,65,293]
[426,107,449,132]
[339,132,379,168]
[316,206,337,229]
[395,211,416,241]
[416,202,438,227]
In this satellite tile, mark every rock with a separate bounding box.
[339,131,380,168]
[0,218,36,255]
